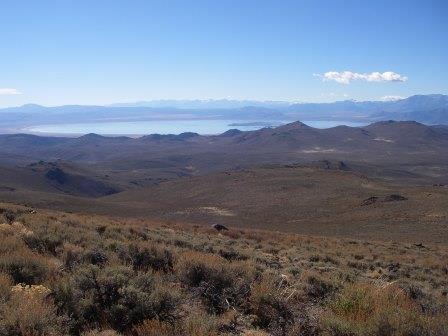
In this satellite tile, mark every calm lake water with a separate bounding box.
[26,119,366,135]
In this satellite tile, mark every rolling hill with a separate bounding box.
[0,120,447,184]
[0,120,447,244]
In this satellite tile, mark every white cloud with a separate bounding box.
[320,92,349,98]
[0,88,22,95]
[380,95,405,101]
[315,71,407,84]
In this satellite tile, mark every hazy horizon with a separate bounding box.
[5,93,448,110]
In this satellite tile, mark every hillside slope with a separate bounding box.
[0,202,446,335]
[103,165,448,243]
[0,161,119,198]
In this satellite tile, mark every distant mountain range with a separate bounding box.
[109,94,448,112]
[109,99,293,109]
[0,94,447,132]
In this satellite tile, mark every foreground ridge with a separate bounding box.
[0,203,447,335]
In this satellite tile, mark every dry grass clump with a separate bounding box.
[0,203,447,335]
[0,273,12,302]
[0,281,69,335]
[249,274,296,335]
[182,313,220,336]
[132,314,220,336]
[132,319,176,336]
[82,330,120,336]
[322,283,448,336]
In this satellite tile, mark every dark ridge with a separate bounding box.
[0,133,68,146]
[177,132,200,139]
[220,129,243,137]
[142,132,199,141]
[79,133,105,139]
[365,120,424,128]
[275,121,313,131]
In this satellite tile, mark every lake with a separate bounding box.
[25,119,367,135]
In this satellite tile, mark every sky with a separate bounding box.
[0,0,447,107]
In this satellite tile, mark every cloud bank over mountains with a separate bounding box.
[0,88,22,95]
[315,71,408,84]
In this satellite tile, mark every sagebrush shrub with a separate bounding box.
[0,252,48,284]
[83,248,109,266]
[53,265,179,333]
[177,252,252,313]
[23,231,64,255]
[127,244,174,272]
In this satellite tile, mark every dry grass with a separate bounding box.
[322,283,448,335]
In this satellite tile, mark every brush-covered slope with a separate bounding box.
[103,164,448,243]
[0,203,447,335]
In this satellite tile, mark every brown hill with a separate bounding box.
[99,165,448,243]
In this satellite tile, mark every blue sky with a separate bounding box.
[0,0,447,107]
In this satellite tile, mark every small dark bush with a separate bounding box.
[323,255,340,265]
[64,249,83,270]
[96,225,107,235]
[347,260,369,271]
[83,248,109,266]
[309,255,321,262]
[252,295,294,336]
[219,249,248,261]
[0,254,47,284]
[2,210,16,224]
[306,276,337,301]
